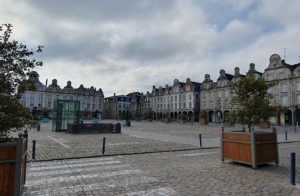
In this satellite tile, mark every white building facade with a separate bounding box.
[20,76,104,118]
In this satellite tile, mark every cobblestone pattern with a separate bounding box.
[16,120,300,161]
[23,143,300,195]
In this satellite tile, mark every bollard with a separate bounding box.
[102,137,106,155]
[32,140,36,159]
[290,152,296,185]
[199,134,202,148]
[37,123,40,131]
[285,130,288,141]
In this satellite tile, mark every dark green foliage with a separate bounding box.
[230,75,276,129]
[179,113,187,121]
[147,110,154,120]
[200,110,208,119]
[0,24,43,142]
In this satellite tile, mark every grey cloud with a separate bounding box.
[29,0,174,23]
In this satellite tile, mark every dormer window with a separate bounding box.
[279,72,285,79]
[267,74,273,81]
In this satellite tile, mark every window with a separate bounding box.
[281,96,288,105]
[267,74,273,81]
[297,95,300,105]
[189,102,192,109]
[267,87,273,94]
[224,90,229,98]
[279,72,285,79]
[280,83,288,93]
[218,91,222,98]
[297,83,300,91]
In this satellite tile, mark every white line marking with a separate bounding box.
[47,135,71,148]
[177,152,217,157]
[108,142,142,146]
[28,160,121,172]
[25,169,143,187]
[27,164,130,179]
[125,187,177,196]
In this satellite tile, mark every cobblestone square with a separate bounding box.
[22,120,300,195]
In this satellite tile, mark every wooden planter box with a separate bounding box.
[199,119,208,125]
[160,118,171,123]
[0,133,28,196]
[221,129,279,168]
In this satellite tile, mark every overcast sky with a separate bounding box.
[2,0,300,96]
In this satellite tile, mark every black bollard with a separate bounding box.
[290,152,296,185]
[102,137,106,155]
[285,130,288,141]
[199,134,202,148]
[32,140,36,159]
[37,123,40,131]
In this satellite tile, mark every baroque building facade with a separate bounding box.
[200,63,262,124]
[144,78,201,121]
[200,54,300,125]
[20,76,104,118]
[263,54,300,125]
[144,54,300,126]
[103,94,132,119]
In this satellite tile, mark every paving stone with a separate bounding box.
[20,120,300,195]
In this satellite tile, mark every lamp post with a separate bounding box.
[218,101,221,126]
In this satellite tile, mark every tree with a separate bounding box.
[0,24,43,142]
[230,74,276,130]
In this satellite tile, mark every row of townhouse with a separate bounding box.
[143,78,201,121]
[20,75,104,118]
[21,53,300,125]
[103,92,143,120]
[143,54,300,125]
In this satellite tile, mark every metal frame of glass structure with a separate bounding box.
[52,100,80,131]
